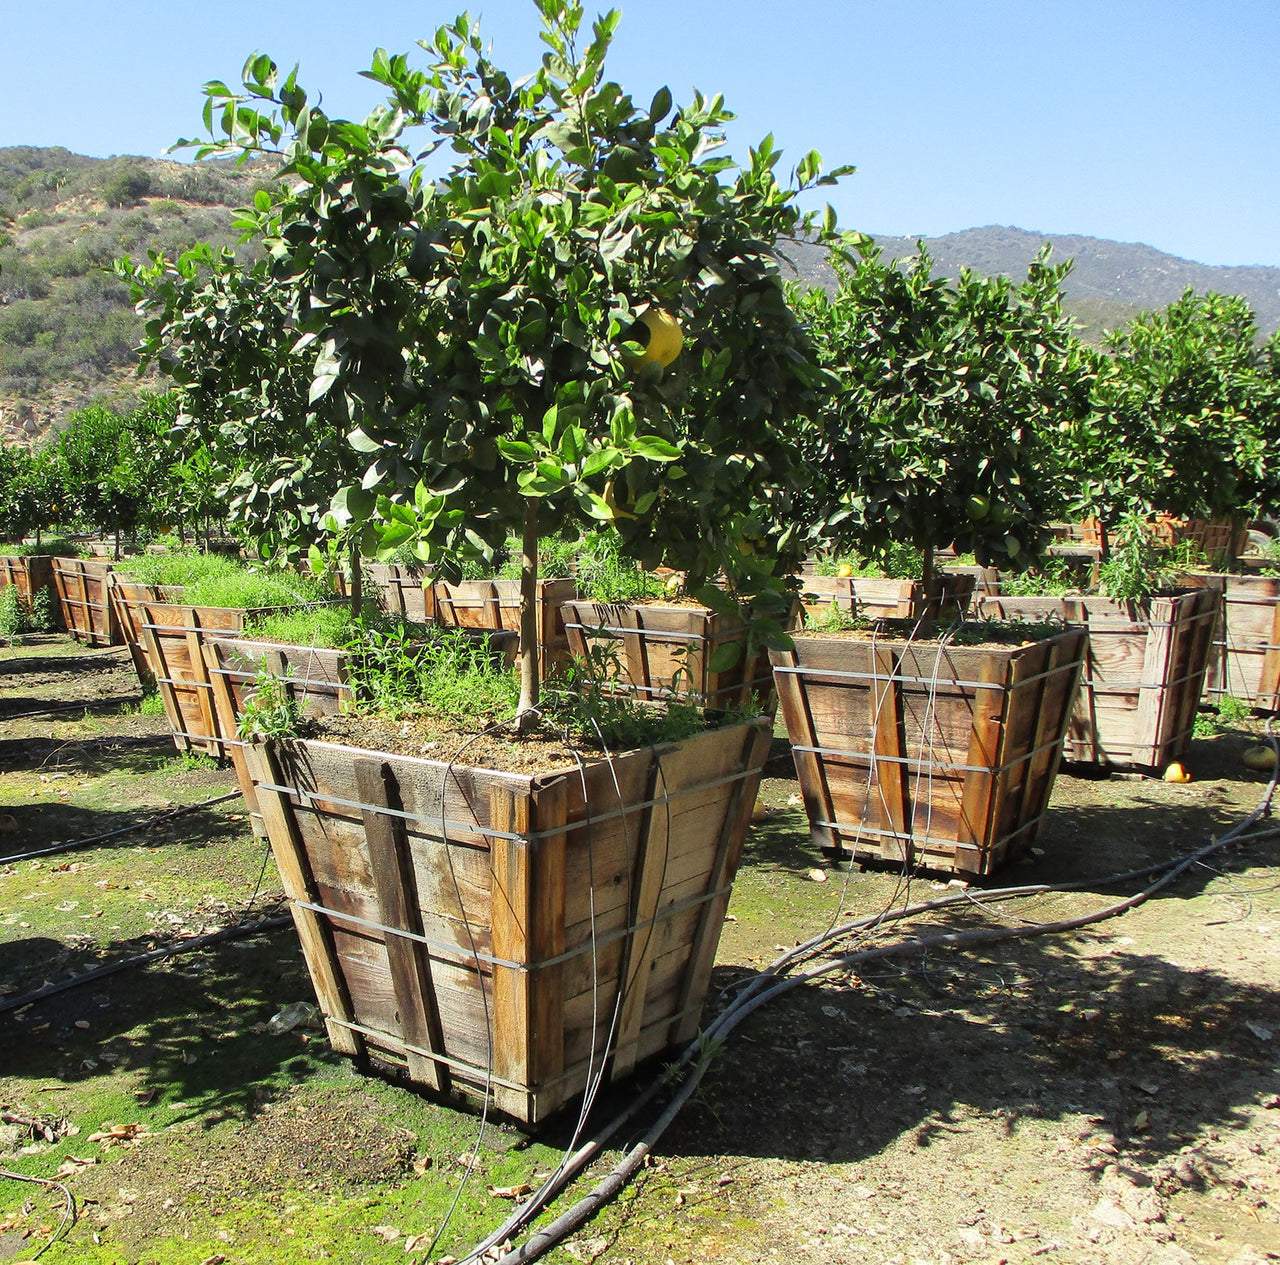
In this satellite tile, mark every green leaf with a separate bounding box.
[649,86,672,123]
[541,404,559,445]
[630,435,681,461]
[707,640,744,673]
[581,449,617,479]
[496,438,537,462]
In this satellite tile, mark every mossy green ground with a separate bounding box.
[4,633,1280,1264]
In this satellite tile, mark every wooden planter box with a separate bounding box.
[204,631,521,834]
[1176,572,1280,711]
[52,557,121,646]
[110,580,185,686]
[0,554,60,628]
[560,599,776,710]
[770,629,1086,876]
[432,578,577,677]
[975,588,1221,768]
[1152,515,1245,568]
[138,600,331,757]
[240,716,771,1124]
[797,572,976,622]
[1081,517,1244,568]
[366,563,433,622]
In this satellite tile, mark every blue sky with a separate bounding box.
[2,0,1276,267]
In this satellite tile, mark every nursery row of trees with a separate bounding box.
[7,1,1280,610]
[0,393,223,548]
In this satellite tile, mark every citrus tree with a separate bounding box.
[52,396,176,555]
[124,246,363,575]
[1064,290,1280,553]
[0,444,63,545]
[128,0,848,714]
[796,239,1092,584]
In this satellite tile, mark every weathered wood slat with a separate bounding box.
[433,577,577,677]
[365,563,432,622]
[974,589,1220,768]
[870,644,910,861]
[562,599,777,711]
[355,758,450,1094]
[1179,572,1280,712]
[608,752,666,1081]
[771,630,1087,876]
[241,741,363,1057]
[51,556,120,645]
[0,554,60,628]
[245,717,770,1125]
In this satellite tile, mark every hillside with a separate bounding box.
[4,145,1279,442]
[0,146,272,444]
[782,226,1280,342]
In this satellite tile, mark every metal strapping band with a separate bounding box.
[165,727,231,749]
[154,675,213,693]
[324,1018,529,1092]
[590,675,775,702]
[770,660,1080,692]
[253,763,761,843]
[817,810,1048,851]
[331,998,707,1095]
[790,732,1069,776]
[142,621,241,637]
[563,620,709,644]
[208,665,345,694]
[291,883,731,973]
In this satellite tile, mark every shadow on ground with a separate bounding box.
[2,918,322,1128]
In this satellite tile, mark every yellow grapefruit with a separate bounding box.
[624,307,684,371]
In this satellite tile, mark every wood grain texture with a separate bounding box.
[51,557,120,646]
[561,600,776,710]
[771,631,1085,876]
[0,554,59,627]
[1179,572,1280,711]
[355,758,450,1094]
[975,590,1219,768]
[433,577,577,677]
[245,718,768,1125]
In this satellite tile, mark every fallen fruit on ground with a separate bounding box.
[1242,744,1277,771]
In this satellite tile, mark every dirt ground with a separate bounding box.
[2,632,1278,1265]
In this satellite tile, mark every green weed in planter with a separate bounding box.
[1097,514,1191,602]
[243,601,417,649]
[118,548,242,589]
[543,650,707,750]
[237,666,304,740]
[574,530,667,604]
[341,627,521,724]
[0,536,83,557]
[0,585,56,635]
[812,542,925,580]
[182,567,331,611]
[999,556,1085,596]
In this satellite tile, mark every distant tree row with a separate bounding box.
[796,242,1280,572]
[0,393,225,552]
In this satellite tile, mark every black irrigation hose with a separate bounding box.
[0,696,139,720]
[0,913,292,1017]
[0,1168,75,1258]
[478,758,1280,1265]
[1,791,242,865]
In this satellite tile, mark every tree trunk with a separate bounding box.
[348,540,364,619]
[518,500,540,726]
[921,543,936,594]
